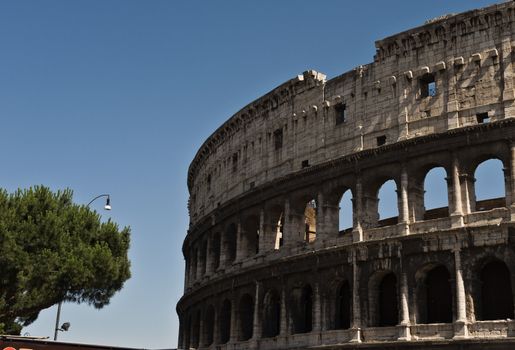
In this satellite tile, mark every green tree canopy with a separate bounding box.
[0,186,131,334]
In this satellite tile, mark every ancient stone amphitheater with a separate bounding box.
[177,2,515,349]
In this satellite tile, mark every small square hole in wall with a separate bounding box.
[249,181,255,189]
[420,73,436,98]
[301,160,310,168]
[377,135,386,146]
[476,112,490,124]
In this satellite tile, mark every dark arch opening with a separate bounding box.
[191,309,200,348]
[262,290,281,338]
[293,284,313,333]
[379,273,398,326]
[335,281,351,329]
[203,305,215,346]
[242,216,259,257]
[480,260,514,320]
[426,265,452,323]
[219,300,231,344]
[238,294,254,341]
[199,241,207,277]
[211,232,221,270]
[225,224,237,264]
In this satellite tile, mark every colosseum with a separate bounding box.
[177,2,515,349]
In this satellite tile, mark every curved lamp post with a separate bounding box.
[53,194,111,341]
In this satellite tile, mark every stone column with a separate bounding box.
[198,312,204,348]
[258,208,266,253]
[313,282,322,332]
[399,164,410,235]
[509,142,515,220]
[184,258,190,291]
[280,287,288,336]
[235,221,244,262]
[213,305,220,345]
[398,268,411,340]
[353,177,364,242]
[501,37,515,118]
[453,248,468,339]
[205,236,213,275]
[350,249,361,343]
[450,154,464,227]
[252,282,262,340]
[460,174,475,214]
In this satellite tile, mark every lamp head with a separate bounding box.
[104,196,111,211]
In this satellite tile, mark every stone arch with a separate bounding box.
[415,264,452,324]
[199,240,207,277]
[362,166,400,228]
[473,158,506,211]
[210,231,221,271]
[262,289,281,338]
[479,259,514,320]
[335,280,351,329]
[223,223,237,265]
[423,166,449,220]
[190,309,200,348]
[202,304,215,347]
[238,293,254,341]
[292,284,313,334]
[242,214,259,257]
[378,180,399,226]
[290,190,318,243]
[219,299,231,344]
[323,178,355,235]
[369,270,398,327]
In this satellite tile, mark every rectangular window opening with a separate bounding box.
[273,128,283,150]
[335,103,346,125]
[476,112,490,124]
[232,153,238,172]
[377,135,386,146]
[301,160,310,168]
[420,73,436,98]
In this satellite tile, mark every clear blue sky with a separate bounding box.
[0,1,501,348]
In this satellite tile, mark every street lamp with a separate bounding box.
[53,194,111,341]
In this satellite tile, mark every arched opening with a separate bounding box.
[335,281,351,329]
[378,180,398,226]
[190,248,197,282]
[268,205,284,250]
[262,290,281,338]
[242,215,259,257]
[191,309,200,348]
[210,232,221,271]
[219,299,231,344]
[480,260,514,320]
[238,294,254,341]
[474,159,505,211]
[423,167,449,220]
[199,240,207,277]
[275,213,284,249]
[378,273,398,326]
[304,199,317,243]
[338,190,353,233]
[203,305,215,346]
[418,265,452,324]
[224,223,237,264]
[293,284,313,334]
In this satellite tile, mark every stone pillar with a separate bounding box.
[350,249,362,343]
[316,192,329,242]
[213,305,220,345]
[280,287,288,336]
[205,236,212,275]
[450,154,464,227]
[398,270,411,340]
[196,245,204,280]
[353,177,364,242]
[501,37,515,118]
[235,221,244,262]
[184,258,190,291]
[313,282,322,332]
[284,198,303,246]
[447,58,460,129]
[453,248,468,339]
[460,174,475,214]
[252,282,262,340]
[509,142,515,220]
[399,164,410,235]
[198,312,204,348]
[258,208,266,253]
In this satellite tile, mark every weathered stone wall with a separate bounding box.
[178,2,515,350]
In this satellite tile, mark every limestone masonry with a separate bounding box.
[177,2,515,349]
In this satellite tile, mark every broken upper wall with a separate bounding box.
[187,1,515,227]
